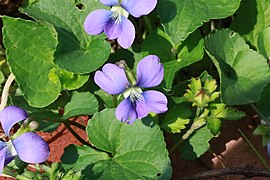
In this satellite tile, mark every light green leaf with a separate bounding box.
[161,103,192,133]
[258,27,270,59]
[143,29,204,89]
[2,16,61,107]
[21,0,111,74]
[206,116,222,136]
[158,0,241,44]
[57,69,89,90]
[167,118,190,134]
[253,125,270,136]
[209,103,246,120]
[63,109,172,179]
[64,91,98,118]
[230,0,270,50]
[180,126,214,160]
[0,71,4,84]
[205,29,270,105]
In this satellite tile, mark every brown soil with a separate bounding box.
[168,107,270,180]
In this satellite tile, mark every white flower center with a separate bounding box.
[7,140,17,156]
[111,6,129,24]
[123,87,143,103]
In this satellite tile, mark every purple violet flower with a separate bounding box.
[84,0,157,49]
[0,106,49,174]
[94,55,168,124]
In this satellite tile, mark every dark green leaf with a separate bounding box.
[205,29,270,105]
[230,0,270,49]
[62,109,172,179]
[21,0,111,74]
[143,29,204,89]
[158,0,241,44]
[64,91,98,118]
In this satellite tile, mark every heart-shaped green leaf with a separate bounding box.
[21,0,111,74]
[205,29,270,105]
[2,16,61,107]
[158,0,241,44]
[62,109,172,179]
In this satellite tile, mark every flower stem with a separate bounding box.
[113,95,118,108]
[238,128,270,171]
[250,103,270,126]
[169,119,205,153]
[59,119,86,130]
[143,16,152,33]
[64,124,90,146]
[0,73,15,111]
[65,122,108,154]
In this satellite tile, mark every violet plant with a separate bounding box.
[94,55,168,124]
[84,0,157,48]
[1,0,270,179]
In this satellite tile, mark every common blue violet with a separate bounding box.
[84,0,157,49]
[0,106,49,174]
[94,55,168,124]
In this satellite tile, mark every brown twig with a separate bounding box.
[182,167,270,180]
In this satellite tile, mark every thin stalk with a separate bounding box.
[169,127,195,153]
[209,149,225,168]
[143,16,152,33]
[238,128,270,171]
[65,124,107,153]
[169,107,205,153]
[50,117,86,130]
[169,121,204,153]
[65,124,90,146]
[113,95,118,108]
[0,73,15,111]
[250,103,270,126]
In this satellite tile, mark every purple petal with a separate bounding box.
[99,0,118,6]
[117,17,135,49]
[267,142,270,157]
[121,0,157,18]
[134,96,149,119]
[0,148,6,175]
[0,142,6,150]
[104,18,121,40]
[115,98,137,124]
[136,55,164,88]
[84,9,113,35]
[94,63,129,95]
[0,106,28,136]
[143,90,168,114]
[0,144,15,173]
[4,143,16,166]
[12,132,50,163]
